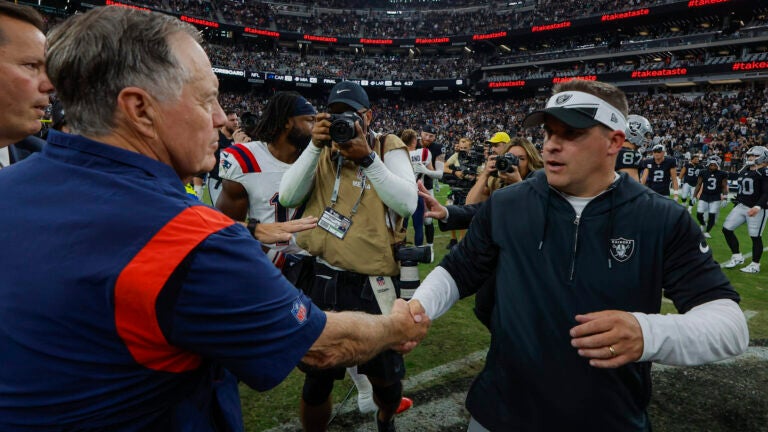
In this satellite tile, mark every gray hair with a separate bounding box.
[46,7,201,136]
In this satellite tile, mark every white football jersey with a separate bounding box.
[409,147,432,180]
[219,141,308,268]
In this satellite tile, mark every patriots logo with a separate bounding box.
[222,159,232,170]
[291,298,308,325]
[555,94,573,105]
[609,237,635,262]
[628,120,641,133]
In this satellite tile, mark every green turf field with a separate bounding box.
[231,186,767,431]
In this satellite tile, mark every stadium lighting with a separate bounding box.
[708,79,742,84]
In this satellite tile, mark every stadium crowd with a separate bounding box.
[212,86,768,173]
[121,0,677,37]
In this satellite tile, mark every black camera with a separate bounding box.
[240,112,259,136]
[395,245,433,300]
[328,112,362,144]
[494,153,519,173]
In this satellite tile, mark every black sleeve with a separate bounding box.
[439,199,498,299]
[757,171,768,208]
[662,209,740,313]
[438,203,482,231]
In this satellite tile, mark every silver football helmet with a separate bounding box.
[707,156,722,169]
[745,146,768,166]
[625,115,653,148]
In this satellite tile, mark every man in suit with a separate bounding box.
[0,2,54,167]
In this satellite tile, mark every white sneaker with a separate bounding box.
[703,232,712,238]
[740,262,761,274]
[357,389,377,414]
[723,254,744,269]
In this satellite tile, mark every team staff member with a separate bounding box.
[694,156,729,239]
[0,2,54,167]
[679,153,703,213]
[0,9,428,430]
[722,146,768,274]
[279,81,418,432]
[616,114,650,181]
[409,79,748,431]
[641,144,679,198]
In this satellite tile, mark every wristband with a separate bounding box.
[246,218,260,239]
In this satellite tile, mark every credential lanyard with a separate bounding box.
[330,155,367,216]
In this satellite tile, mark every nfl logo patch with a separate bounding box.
[376,276,386,287]
[291,298,307,324]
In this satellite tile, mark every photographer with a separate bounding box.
[279,81,417,432]
[443,138,482,205]
[466,137,543,205]
[442,137,474,248]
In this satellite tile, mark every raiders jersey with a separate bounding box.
[698,169,729,201]
[734,167,768,208]
[643,156,677,192]
[615,147,642,172]
[681,162,703,187]
[219,141,306,267]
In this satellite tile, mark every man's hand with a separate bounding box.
[418,181,448,220]
[253,217,318,244]
[311,113,332,148]
[232,128,250,143]
[335,121,371,162]
[748,206,760,217]
[412,163,429,175]
[390,299,430,354]
[569,310,643,368]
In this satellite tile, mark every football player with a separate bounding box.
[641,144,679,199]
[679,153,703,212]
[616,114,650,181]
[722,146,768,273]
[217,91,318,270]
[694,156,729,238]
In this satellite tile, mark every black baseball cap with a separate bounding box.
[327,81,370,111]
[423,124,437,134]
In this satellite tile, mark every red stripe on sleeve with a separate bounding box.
[236,144,261,173]
[115,206,235,372]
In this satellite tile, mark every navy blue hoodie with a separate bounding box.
[441,170,739,431]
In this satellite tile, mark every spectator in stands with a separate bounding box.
[409,79,748,431]
[279,81,417,432]
[0,8,428,430]
[0,2,53,168]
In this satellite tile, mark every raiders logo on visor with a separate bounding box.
[628,120,642,132]
[555,94,572,105]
